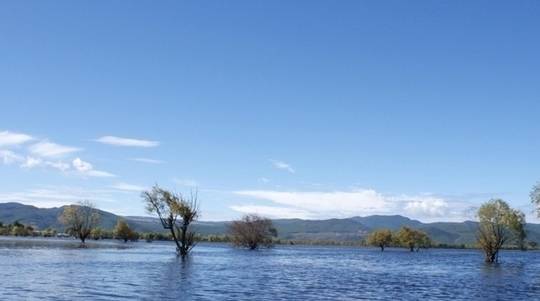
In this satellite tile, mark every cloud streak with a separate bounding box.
[232,189,471,221]
[258,177,270,183]
[0,131,33,146]
[21,156,43,169]
[96,136,159,147]
[0,186,121,209]
[130,158,164,164]
[29,141,80,157]
[111,182,146,192]
[270,160,295,173]
[0,150,24,164]
[72,158,115,177]
[230,205,312,219]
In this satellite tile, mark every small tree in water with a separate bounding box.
[114,219,135,243]
[477,199,526,263]
[59,201,100,247]
[396,227,431,252]
[229,214,277,250]
[367,229,393,251]
[142,185,199,257]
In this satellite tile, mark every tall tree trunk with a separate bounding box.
[485,251,498,263]
[169,227,182,255]
[180,223,188,257]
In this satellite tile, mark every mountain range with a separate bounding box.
[2,202,540,245]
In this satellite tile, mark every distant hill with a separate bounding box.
[350,215,423,230]
[1,202,540,245]
[0,202,123,230]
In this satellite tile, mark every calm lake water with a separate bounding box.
[1,237,539,300]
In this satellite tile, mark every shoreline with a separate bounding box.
[1,235,537,252]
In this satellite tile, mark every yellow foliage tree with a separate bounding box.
[367,229,393,251]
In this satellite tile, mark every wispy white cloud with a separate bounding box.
[29,141,80,157]
[258,177,270,183]
[72,158,115,178]
[270,160,295,173]
[1,132,114,177]
[0,186,120,208]
[403,196,449,218]
[230,205,312,219]
[232,189,470,221]
[0,150,24,164]
[173,178,198,187]
[15,154,70,172]
[111,182,146,192]
[0,131,33,146]
[72,157,92,172]
[130,158,164,164]
[21,156,43,169]
[96,136,159,147]
[234,189,389,218]
[45,161,71,172]
[85,170,116,177]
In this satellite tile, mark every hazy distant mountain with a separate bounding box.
[1,202,539,245]
[350,215,423,230]
[0,202,125,230]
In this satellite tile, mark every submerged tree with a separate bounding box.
[477,199,526,263]
[367,229,393,251]
[396,227,431,252]
[59,201,100,246]
[91,227,103,240]
[114,219,135,243]
[507,210,527,251]
[229,214,277,250]
[142,185,199,257]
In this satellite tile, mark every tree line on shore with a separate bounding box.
[3,182,540,263]
[0,220,41,237]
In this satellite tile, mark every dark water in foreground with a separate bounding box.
[1,238,539,300]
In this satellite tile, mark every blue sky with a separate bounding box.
[1,1,539,222]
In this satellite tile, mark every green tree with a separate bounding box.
[142,185,199,257]
[43,228,57,237]
[477,199,526,263]
[12,224,28,236]
[417,232,432,250]
[367,229,393,251]
[507,209,526,250]
[0,223,9,235]
[396,227,430,252]
[114,219,134,243]
[91,227,103,240]
[229,214,277,250]
[59,201,100,246]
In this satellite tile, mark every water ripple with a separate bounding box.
[1,240,539,300]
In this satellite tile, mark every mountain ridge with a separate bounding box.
[2,202,540,245]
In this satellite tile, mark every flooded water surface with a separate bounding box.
[1,238,539,300]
